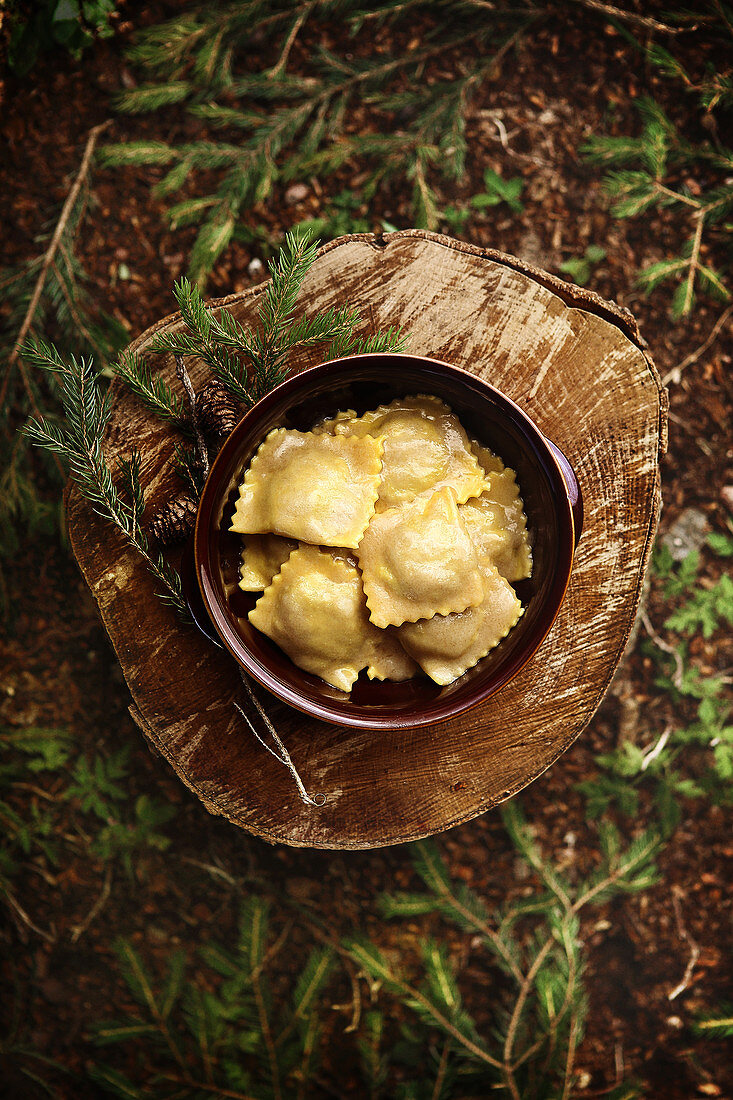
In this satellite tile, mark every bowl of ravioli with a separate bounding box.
[192,353,583,729]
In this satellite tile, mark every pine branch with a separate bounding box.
[172,444,207,498]
[104,4,534,283]
[567,0,688,34]
[113,349,189,428]
[21,341,189,620]
[584,95,732,317]
[406,840,524,982]
[345,939,503,1072]
[693,1006,733,1039]
[143,227,409,416]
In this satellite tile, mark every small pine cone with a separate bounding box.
[148,494,198,545]
[195,380,242,436]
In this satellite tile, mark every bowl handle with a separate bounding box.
[181,536,223,648]
[543,437,583,548]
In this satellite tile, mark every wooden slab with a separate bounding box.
[67,230,667,849]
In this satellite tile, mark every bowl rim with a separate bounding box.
[194,352,577,728]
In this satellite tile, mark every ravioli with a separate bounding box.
[358,486,484,629]
[248,545,414,692]
[230,428,384,549]
[398,557,523,685]
[317,395,486,510]
[366,628,419,682]
[471,442,506,476]
[233,397,533,694]
[238,534,298,592]
[460,465,532,582]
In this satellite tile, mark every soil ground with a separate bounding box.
[1,3,731,1097]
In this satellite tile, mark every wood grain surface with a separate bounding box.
[67,230,668,849]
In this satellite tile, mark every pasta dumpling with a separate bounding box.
[460,466,532,583]
[239,534,298,592]
[230,427,384,549]
[232,396,534,694]
[357,486,483,628]
[316,395,486,510]
[248,545,414,692]
[398,557,523,685]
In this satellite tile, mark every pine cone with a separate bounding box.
[148,494,198,545]
[195,380,242,436]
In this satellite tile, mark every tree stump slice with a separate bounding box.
[67,230,667,849]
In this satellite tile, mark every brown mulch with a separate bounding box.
[1,3,731,1098]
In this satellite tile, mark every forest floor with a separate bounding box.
[1,3,731,1098]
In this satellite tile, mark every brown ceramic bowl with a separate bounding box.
[190,354,583,729]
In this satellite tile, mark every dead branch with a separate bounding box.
[330,956,363,1034]
[431,1038,452,1100]
[568,0,689,34]
[69,864,113,943]
[641,611,684,689]
[663,304,733,386]
[179,856,242,888]
[236,671,325,807]
[668,887,701,1000]
[3,887,57,944]
[640,726,672,771]
[0,120,111,415]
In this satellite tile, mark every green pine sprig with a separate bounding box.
[693,1005,733,1040]
[21,340,188,619]
[19,227,409,627]
[100,3,535,285]
[91,896,336,1099]
[146,227,408,408]
[582,97,733,318]
[113,348,189,429]
[367,802,664,1097]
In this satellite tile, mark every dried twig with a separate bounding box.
[235,672,325,807]
[568,0,688,34]
[175,355,209,480]
[641,611,684,689]
[640,726,672,771]
[330,956,363,1034]
[668,888,701,1000]
[431,1038,452,1100]
[0,120,111,417]
[69,864,113,943]
[663,304,733,386]
[179,856,242,888]
[3,888,57,944]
